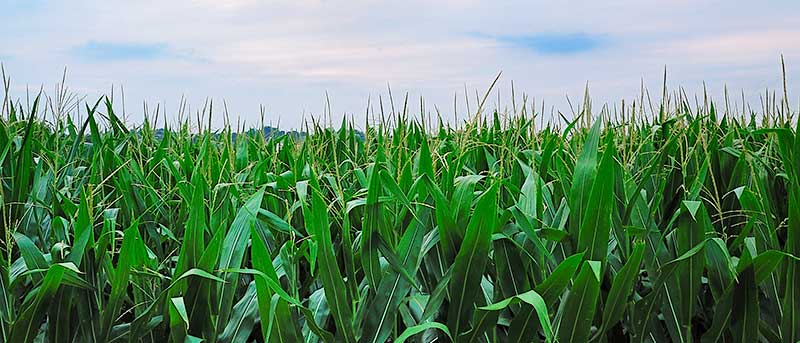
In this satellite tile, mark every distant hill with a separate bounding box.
[151,126,305,140]
[151,126,365,141]
[233,126,307,140]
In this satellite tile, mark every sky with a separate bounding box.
[1,0,799,129]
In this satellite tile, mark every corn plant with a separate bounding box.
[0,78,799,342]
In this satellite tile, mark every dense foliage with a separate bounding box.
[1,89,799,342]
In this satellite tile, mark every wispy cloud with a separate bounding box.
[495,32,604,55]
[2,0,798,128]
[655,29,800,65]
[74,41,170,61]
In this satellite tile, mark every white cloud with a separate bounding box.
[656,30,800,65]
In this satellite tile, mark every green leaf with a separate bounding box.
[169,297,189,342]
[447,183,498,338]
[362,145,387,290]
[362,208,430,343]
[215,187,265,331]
[479,289,554,342]
[70,190,94,268]
[8,263,71,342]
[12,233,47,281]
[568,119,602,239]
[99,221,145,342]
[218,282,259,343]
[395,322,452,343]
[576,134,615,262]
[599,240,645,336]
[298,170,356,343]
[557,260,602,343]
[731,265,759,343]
[535,252,585,305]
[251,225,302,342]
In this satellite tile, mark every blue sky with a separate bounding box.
[1,0,799,128]
[495,33,603,55]
[74,42,170,61]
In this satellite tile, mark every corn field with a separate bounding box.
[1,83,800,342]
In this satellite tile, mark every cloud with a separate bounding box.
[1,1,798,128]
[214,36,491,84]
[74,41,170,61]
[496,33,604,55]
[655,29,800,65]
